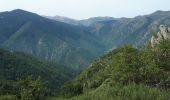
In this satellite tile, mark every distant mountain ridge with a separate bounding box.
[46,15,115,26]
[47,10,170,50]
[45,15,80,25]
[88,10,170,49]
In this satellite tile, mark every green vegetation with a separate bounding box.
[0,77,45,100]
[69,84,170,100]
[60,39,170,100]
[0,95,17,100]
[0,48,75,99]
[0,9,170,100]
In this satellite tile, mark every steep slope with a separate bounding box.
[0,9,104,69]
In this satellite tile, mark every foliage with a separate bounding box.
[0,95,17,100]
[0,48,75,98]
[70,84,170,100]
[0,76,46,100]
[61,82,83,98]
[61,39,170,98]
[19,76,45,100]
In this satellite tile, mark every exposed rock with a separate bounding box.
[151,25,170,47]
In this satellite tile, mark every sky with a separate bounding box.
[0,0,170,20]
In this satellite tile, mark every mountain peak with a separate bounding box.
[10,9,30,14]
[12,9,25,12]
[7,9,39,17]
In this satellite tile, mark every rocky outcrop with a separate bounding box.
[151,25,170,47]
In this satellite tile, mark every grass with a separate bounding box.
[48,83,170,100]
[0,95,17,100]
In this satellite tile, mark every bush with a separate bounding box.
[19,76,46,100]
[62,39,170,98]
[0,95,17,100]
[71,84,170,100]
[61,81,83,98]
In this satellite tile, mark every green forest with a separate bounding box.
[55,39,170,100]
[0,49,76,99]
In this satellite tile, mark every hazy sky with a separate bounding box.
[0,0,170,19]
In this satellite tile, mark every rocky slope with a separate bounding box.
[151,25,170,47]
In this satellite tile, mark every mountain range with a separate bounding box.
[48,10,170,48]
[1,9,170,69]
[0,9,104,69]
[0,9,170,99]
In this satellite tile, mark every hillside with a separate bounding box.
[0,9,103,69]
[0,48,75,98]
[60,26,170,100]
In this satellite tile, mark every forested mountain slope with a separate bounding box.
[60,26,170,100]
[0,9,103,69]
[0,48,75,98]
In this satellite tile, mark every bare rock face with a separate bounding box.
[151,25,170,47]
